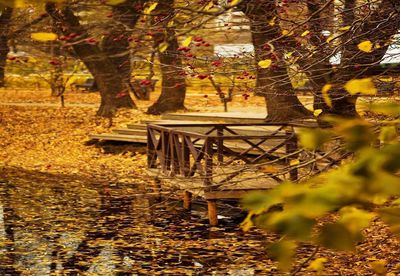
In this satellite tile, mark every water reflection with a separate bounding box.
[0,168,267,275]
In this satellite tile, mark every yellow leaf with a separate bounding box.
[326,35,336,43]
[229,0,241,6]
[379,76,393,82]
[370,260,387,275]
[258,59,272,68]
[269,16,276,26]
[106,0,126,5]
[293,78,307,89]
[321,84,332,107]
[167,20,175,27]
[344,78,377,95]
[159,42,169,53]
[31,32,58,42]
[314,109,323,116]
[282,30,293,36]
[307,258,328,272]
[284,52,293,59]
[290,159,300,166]
[204,1,213,11]
[182,36,192,47]
[301,30,310,37]
[339,26,351,31]
[144,2,158,14]
[358,40,373,53]
[240,213,254,232]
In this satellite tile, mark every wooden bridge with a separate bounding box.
[146,121,348,225]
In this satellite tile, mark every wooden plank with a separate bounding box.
[89,134,147,143]
[162,112,267,123]
[204,189,273,200]
[126,124,147,130]
[112,128,147,135]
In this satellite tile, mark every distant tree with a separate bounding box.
[236,0,400,121]
[240,0,313,122]
[46,2,137,118]
[146,0,187,115]
[101,0,148,98]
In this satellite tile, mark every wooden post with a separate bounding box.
[216,126,224,163]
[181,135,190,176]
[207,200,218,226]
[204,138,214,186]
[183,191,192,210]
[169,133,179,176]
[286,127,298,181]
[204,138,218,226]
[147,126,156,168]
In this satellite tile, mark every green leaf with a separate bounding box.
[370,102,400,116]
[267,240,296,271]
[298,128,331,150]
[307,257,328,272]
[242,191,280,214]
[339,206,374,234]
[379,126,397,144]
[265,211,315,240]
[318,223,359,251]
[379,207,400,235]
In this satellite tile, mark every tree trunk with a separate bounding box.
[304,0,335,111]
[329,0,400,116]
[101,1,147,96]
[147,0,186,115]
[305,0,400,117]
[242,1,312,122]
[0,7,13,88]
[46,3,136,117]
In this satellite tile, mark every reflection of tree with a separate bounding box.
[0,168,166,273]
[0,182,20,275]
[61,191,158,273]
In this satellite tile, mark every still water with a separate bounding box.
[0,168,271,275]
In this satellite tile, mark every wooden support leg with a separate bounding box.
[207,200,218,226]
[183,191,192,210]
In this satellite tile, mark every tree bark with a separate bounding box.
[0,7,13,88]
[101,1,147,96]
[328,0,400,116]
[46,3,136,117]
[146,0,186,115]
[304,0,400,117]
[242,1,312,122]
[304,0,334,111]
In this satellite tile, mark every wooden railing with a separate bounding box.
[147,122,349,225]
[148,123,347,186]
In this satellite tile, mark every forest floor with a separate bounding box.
[0,88,399,275]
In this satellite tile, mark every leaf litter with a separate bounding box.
[0,91,399,274]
